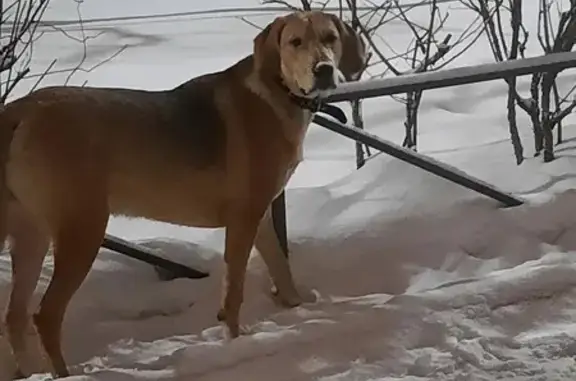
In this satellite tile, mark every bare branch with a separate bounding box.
[29,58,57,94]
[237,16,264,30]
[551,98,576,126]
[0,68,29,104]
[411,34,452,74]
[0,0,128,105]
[261,0,299,10]
[65,0,89,85]
[353,17,402,75]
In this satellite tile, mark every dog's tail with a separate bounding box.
[0,104,17,253]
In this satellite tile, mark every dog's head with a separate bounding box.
[254,11,367,98]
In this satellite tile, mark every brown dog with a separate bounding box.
[0,10,366,378]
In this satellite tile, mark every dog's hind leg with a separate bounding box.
[27,175,109,378]
[33,199,108,378]
[0,119,50,377]
[4,201,49,378]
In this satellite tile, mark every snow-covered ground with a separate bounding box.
[3,0,576,380]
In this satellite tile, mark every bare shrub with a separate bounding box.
[462,0,576,163]
[0,0,127,105]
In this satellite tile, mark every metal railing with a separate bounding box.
[103,51,576,276]
[272,51,576,257]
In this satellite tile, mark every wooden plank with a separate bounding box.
[325,51,576,103]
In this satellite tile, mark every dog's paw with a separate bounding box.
[297,287,320,304]
[238,325,251,336]
[220,323,252,342]
[270,286,318,307]
[270,288,302,308]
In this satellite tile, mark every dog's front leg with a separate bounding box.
[254,209,303,307]
[217,208,263,338]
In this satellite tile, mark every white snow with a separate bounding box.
[3,0,576,380]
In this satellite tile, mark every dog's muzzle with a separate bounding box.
[313,62,337,91]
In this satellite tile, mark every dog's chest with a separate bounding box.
[278,113,313,188]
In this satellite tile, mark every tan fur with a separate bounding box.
[0,10,366,379]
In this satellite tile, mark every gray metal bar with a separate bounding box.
[325,51,576,103]
[313,114,524,207]
[272,191,288,257]
[102,234,209,279]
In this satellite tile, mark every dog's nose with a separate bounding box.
[313,63,336,90]
[314,63,334,80]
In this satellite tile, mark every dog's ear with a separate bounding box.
[329,15,367,81]
[253,16,287,76]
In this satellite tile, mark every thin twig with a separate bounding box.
[29,58,57,94]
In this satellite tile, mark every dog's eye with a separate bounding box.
[322,33,337,45]
[289,37,302,48]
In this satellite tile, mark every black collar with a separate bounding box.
[288,92,323,113]
[277,78,348,124]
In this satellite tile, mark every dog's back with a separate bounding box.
[3,68,240,227]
